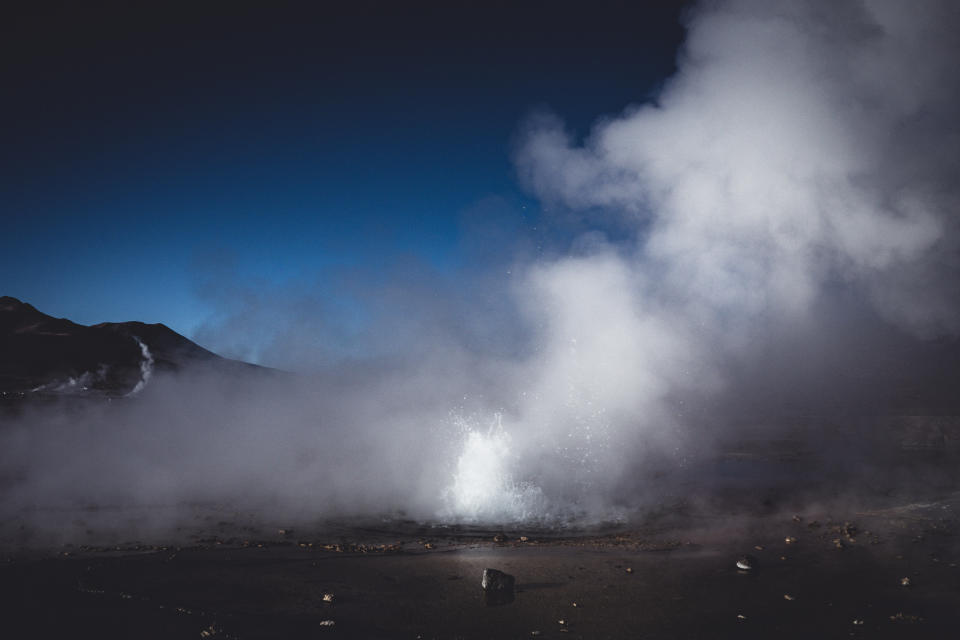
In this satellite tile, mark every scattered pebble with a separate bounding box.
[900,577,911,587]
[625,567,633,574]
[889,612,923,623]
[322,593,335,603]
[853,619,864,626]
[736,555,757,571]
[318,620,336,627]
[785,536,798,545]
[784,594,795,601]
[737,614,747,622]
[200,623,221,638]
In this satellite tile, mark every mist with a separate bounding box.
[3,0,960,540]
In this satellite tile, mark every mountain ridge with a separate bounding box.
[0,296,263,396]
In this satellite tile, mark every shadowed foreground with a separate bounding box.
[3,492,959,639]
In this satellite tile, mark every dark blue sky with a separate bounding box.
[2,1,689,339]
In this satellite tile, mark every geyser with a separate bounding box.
[441,414,546,523]
[3,0,960,538]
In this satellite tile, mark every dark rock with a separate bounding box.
[481,568,515,606]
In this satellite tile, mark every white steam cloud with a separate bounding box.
[516,0,959,339]
[126,337,154,396]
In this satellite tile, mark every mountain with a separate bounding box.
[0,296,260,396]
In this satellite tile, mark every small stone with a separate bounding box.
[424,542,435,549]
[493,533,506,543]
[625,567,633,574]
[833,538,845,550]
[737,614,747,622]
[785,536,798,545]
[784,594,795,601]
[322,593,335,603]
[519,536,529,542]
[889,612,923,623]
[318,619,335,627]
[853,619,864,625]
[792,515,802,523]
[900,577,911,587]
[754,545,764,551]
[736,555,757,571]
[841,522,858,541]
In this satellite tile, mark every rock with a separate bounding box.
[736,555,757,571]
[318,620,336,627]
[785,536,798,545]
[482,568,515,592]
[322,593,335,603]
[900,577,912,587]
[482,568,516,605]
[784,594,795,601]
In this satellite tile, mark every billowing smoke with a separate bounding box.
[505,0,960,505]
[518,0,959,337]
[3,0,959,539]
[126,338,154,396]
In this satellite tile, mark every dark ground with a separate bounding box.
[2,489,959,640]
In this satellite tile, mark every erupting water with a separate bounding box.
[440,414,546,523]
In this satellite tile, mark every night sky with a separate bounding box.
[2,1,689,340]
